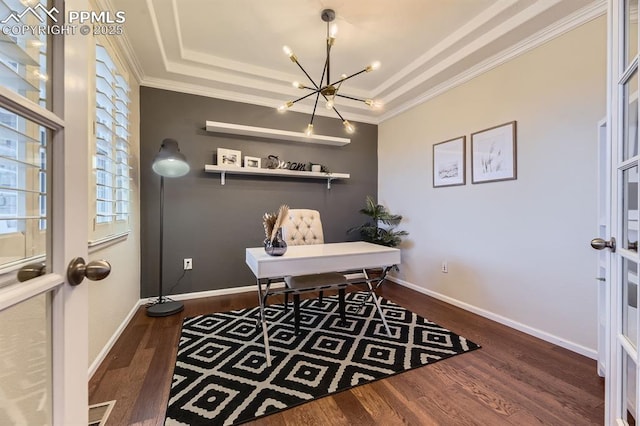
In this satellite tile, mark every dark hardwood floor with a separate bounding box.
[88,282,604,425]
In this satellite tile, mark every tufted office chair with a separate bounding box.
[281,208,325,246]
[281,209,346,334]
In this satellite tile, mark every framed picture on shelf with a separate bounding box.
[471,121,517,184]
[217,148,241,167]
[244,156,261,169]
[433,136,465,187]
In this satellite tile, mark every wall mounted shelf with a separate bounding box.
[204,165,349,189]
[205,121,350,146]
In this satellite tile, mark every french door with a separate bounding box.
[605,0,640,423]
[0,0,99,424]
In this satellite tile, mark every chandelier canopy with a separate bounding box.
[277,9,382,136]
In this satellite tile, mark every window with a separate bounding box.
[0,3,49,266]
[92,43,130,241]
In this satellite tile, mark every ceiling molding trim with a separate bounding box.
[378,0,606,123]
[140,77,378,124]
[94,0,144,83]
[146,0,170,70]
[172,0,186,59]
[379,0,562,102]
[374,0,519,95]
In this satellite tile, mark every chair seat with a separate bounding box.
[284,272,346,290]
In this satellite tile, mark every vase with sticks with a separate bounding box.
[262,205,289,256]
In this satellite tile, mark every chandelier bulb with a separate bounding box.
[325,99,335,109]
[366,61,381,72]
[283,45,297,62]
[343,120,355,134]
[277,101,293,112]
[365,99,384,110]
[305,124,314,136]
[292,81,305,89]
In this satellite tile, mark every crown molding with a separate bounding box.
[378,0,607,123]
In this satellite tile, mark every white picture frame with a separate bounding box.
[217,148,241,167]
[433,136,465,187]
[471,121,517,184]
[243,156,261,169]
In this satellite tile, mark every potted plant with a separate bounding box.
[348,196,408,247]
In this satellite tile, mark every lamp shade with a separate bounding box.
[152,138,190,177]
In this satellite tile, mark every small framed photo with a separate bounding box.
[471,121,517,184]
[243,156,261,169]
[217,148,241,167]
[433,136,465,187]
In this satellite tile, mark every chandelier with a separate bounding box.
[277,9,382,136]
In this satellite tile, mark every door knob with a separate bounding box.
[591,237,616,252]
[17,261,46,282]
[67,257,111,286]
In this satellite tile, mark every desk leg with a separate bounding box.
[366,279,392,335]
[256,278,272,366]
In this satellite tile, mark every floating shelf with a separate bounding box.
[204,165,350,189]
[205,121,350,146]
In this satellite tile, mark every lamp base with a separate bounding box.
[146,300,184,317]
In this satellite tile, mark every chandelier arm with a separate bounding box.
[292,89,322,105]
[335,93,367,103]
[330,68,368,87]
[310,91,321,125]
[293,60,320,90]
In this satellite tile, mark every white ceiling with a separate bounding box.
[109,0,605,125]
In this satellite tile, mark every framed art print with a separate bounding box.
[433,136,465,187]
[471,121,517,184]
[217,148,242,167]
[243,156,261,168]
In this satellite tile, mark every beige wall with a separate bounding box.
[88,74,141,369]
[379,16,606,354]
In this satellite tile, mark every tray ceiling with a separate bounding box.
[109,0,605,124]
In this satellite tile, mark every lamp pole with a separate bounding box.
[147,139,189,317]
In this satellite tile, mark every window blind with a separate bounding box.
[94,44,130,231]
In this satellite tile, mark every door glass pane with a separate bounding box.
[623,258,638,348]
[0,291,52,425]
[626,0,639,68]
[0,108,48,281]
[623,166,639,251]
[624,70,639,160]
[0,0,50,109]
[623,351,638,424]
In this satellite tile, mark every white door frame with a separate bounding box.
[0,0,93,423]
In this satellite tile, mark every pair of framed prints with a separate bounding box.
[432,121,517,188]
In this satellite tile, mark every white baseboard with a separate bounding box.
[88,300,141,379]
[387,276,598,360]
[90,283,289,378]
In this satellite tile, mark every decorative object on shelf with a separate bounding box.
[264,155,280,169]
[311,164,322,172]
[262,205,289,256]
[147,138,190,317]
[348,196,408,247]
[244,156,261,169]
[277,9,383,136]
[217,148,241,167]
[471,121,517,184]
[433,136,466,188]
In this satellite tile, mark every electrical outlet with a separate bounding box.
[441,261,448,273]
[184,258,192,270]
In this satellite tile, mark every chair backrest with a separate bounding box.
[282,209,325,245]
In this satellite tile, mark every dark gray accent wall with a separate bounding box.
[140,87,378,297]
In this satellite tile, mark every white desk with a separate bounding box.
[245,241,401,365]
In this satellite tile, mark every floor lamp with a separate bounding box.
[147,138,190,317]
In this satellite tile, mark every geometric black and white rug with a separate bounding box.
[165,292,480,425]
